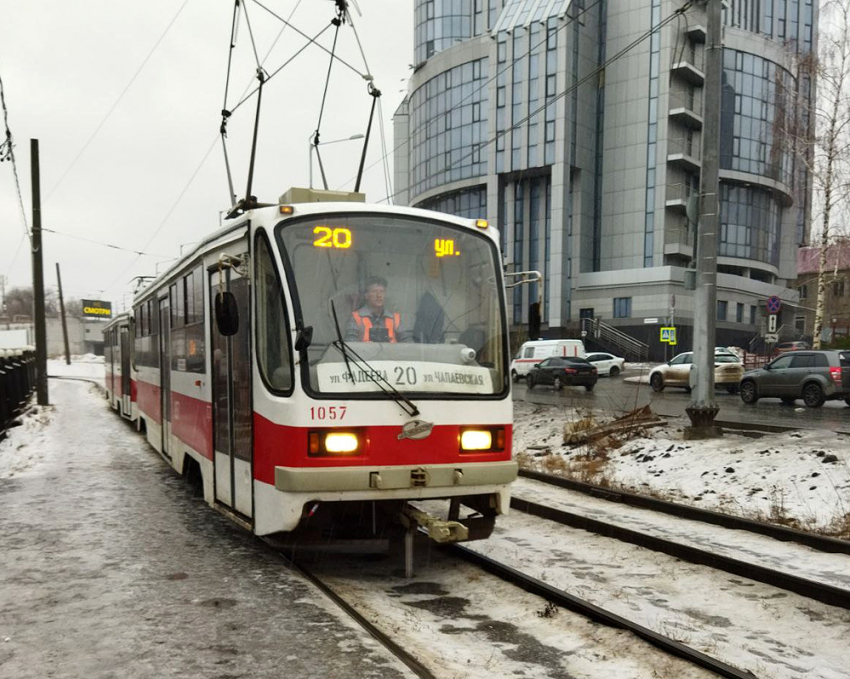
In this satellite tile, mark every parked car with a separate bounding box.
[511,339,585,382]
[739,350,850,408]
[585,352,626,377]
[773,341,810,356]
[649,351,744,393]
[526,356,597,392]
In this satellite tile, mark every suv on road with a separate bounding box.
[739,350,850,408]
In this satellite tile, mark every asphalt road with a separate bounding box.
[513,368,850,432]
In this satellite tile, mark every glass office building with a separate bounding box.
[394,0,816,355]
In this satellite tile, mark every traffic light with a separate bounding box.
[529,302,541,339]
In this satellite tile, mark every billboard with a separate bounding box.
[81,299,112,319]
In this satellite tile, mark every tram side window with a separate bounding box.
[171,267,205,373]
[255,233,292,392]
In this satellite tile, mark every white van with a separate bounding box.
[511,339,586,381]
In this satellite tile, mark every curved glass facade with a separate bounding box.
[409,58,489,198]
[719,184,781,266]
[416,185,487,219]
[414,0,472,64]
[720,49,795,186]
[723,0,814,50]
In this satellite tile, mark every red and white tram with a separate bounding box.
[109,190,517,540]
[103,313,134,420]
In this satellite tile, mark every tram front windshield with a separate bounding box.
[277,213,507,397]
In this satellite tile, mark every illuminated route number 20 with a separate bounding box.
[313,226,352,249]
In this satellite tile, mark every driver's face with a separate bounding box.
[365,284,386,309]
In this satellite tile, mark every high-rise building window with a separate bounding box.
[717,300,728,321]
[613,298,632,318]
[736,302,744,323]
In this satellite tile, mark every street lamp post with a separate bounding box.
[308,133,365,189]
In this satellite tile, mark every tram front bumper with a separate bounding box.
[274,460,518,494]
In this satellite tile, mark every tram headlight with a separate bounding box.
[460,428,505,452]
[309,430,362,456]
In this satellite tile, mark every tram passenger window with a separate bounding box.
[255,232,292,392]
[192,268,204,325]
[184,273,194,325]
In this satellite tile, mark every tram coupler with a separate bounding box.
[399,505,469,578]
[399,505,469,543]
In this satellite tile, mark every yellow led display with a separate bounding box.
[313,226,353,249]
[435,238,461,258]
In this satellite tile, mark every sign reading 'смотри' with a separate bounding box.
[81,299,112,319]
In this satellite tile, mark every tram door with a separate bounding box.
[211,268,253,518]
[120,327,132,417]
[159,297,172,458]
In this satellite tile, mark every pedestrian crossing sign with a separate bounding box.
[660,327,677,345]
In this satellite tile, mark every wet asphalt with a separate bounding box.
[0,379,410,679]
[514,369,850,432]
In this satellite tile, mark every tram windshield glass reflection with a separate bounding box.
[277,214,507,397]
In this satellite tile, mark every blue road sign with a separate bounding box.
[767,295,782,314]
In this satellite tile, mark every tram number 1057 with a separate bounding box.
[310,406,348,421]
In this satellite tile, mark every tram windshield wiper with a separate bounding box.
[329,302,420,418]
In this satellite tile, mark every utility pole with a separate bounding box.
[31,139,48,405]
[56,263,71,365]
[686,0,721,436]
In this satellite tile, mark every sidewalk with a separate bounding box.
[0,379,411,679]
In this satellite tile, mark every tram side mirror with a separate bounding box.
[295,325,313,352]
[215,291,239,336]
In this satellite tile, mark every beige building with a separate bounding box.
[794,239,850,342]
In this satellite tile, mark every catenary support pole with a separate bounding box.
[30,139,48,405]
[686,0,721,436]
[56,263,71,365]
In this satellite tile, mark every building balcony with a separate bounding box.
[667,137,702,173]
[687,24,707,43]
[670,53,705,86]
[668,93,703,130]
[665,182,698,215]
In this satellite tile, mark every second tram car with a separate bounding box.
[108,189,517,541]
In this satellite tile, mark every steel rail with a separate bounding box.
[511,496,850,610]
[450,544,757,679]
[272,548,436,679]
[518,468,850,555]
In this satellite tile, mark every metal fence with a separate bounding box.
[0,348,36,439]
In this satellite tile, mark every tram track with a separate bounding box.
[268,543,437,679]
[509,494,850,610]
[448,544,756,679]
[518,468,850,555]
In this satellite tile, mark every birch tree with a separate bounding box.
[781,0,850,347]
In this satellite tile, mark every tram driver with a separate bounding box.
[345,276,412,343]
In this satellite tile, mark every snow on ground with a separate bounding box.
[0,403,54,480]
[513,399,850,537]
[469,510,850,679]
[321,545,717,679]
[47,356,105,382]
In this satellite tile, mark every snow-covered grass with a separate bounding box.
[513,400,850,538]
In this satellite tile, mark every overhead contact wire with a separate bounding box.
[0,68,32,245]
[376,1,691,203]
[336,0,603,191]
[45,0,190,203]
[250,0,365,78]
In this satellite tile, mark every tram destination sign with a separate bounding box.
[81,299,113,319]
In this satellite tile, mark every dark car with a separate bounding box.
[527,356,598,392]
[740,350,850,407]
[773,341,810,356]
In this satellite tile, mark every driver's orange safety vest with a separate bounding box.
[351,311,400,342]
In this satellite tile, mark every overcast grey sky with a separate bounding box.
[0,0,413,310]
